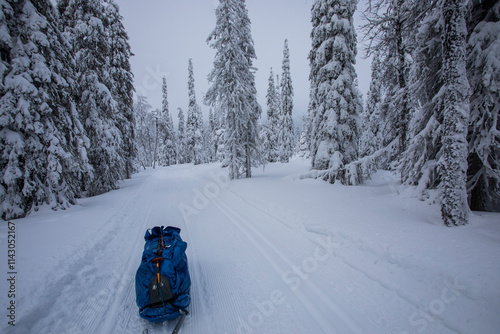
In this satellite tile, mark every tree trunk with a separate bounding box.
[395,0,410,157]
[440,0,470,226]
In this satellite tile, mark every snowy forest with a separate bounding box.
[0,0,499,226]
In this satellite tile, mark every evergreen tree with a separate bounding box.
[400,3,443,197]
[397,0,499,215]
[280,39,294,162]
[159,77,177,166]
[0,0,91,219]
[275,73,282,126]
[196,103,206,164]
[360,52,384,158]
[466,0,500,211]
[207,108,218,162]
[440,0,470,226]
[362,0,417,164]
[264,68,279,162]
[308,0,362,183]
[185,58,204,165]
[134,95,155,169]
[259,124,270,164]
[211,103,226,162]
[59,0,124,196]
[297,125,311,159]
[104,0,135,179]
[294,124,301,154]
[177,107,187,164]
[205,0,262,179]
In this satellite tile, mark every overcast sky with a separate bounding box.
[116,0,371,123]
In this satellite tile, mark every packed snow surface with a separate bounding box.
[1,159,499,334]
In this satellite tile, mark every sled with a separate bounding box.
[135,226,191,332]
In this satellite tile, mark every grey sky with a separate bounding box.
[116,0,371,123]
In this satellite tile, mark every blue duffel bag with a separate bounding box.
[135,226,191,323]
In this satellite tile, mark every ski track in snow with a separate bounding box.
[176,168,410,334]
[7,172,158,334]
[1,162,499,334]
[218,184,437,333]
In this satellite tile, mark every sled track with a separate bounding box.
[171,172,218,334]
[100,181,157,334]
[184,172,367,334]
[184,169,443,334]
[218,179,465,333]
[219,183,407,333]
[10,173,157,334]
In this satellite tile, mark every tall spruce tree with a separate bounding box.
[264,68,279,163]
[0,0,91,219]
[186,58,204,165]
[160,77,177,166]
[104,0,135,179]
[205,0,262,179]
[360,52,384,158]
[297,115,311,158]
[275,73,282,126]
[308,0,362,183]
[207,108,218,162]
[134,94,155,168]
[177,107,187,164]
[280,39,294,162]
[59,0,124,196]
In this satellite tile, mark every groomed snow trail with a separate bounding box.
[2,162,499,334]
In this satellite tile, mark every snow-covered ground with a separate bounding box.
[1,159,499,334]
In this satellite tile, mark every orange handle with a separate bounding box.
[156,263,160,283]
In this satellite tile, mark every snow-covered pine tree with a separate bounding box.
[294,124,300,154]
[186,58,204,165]
[211,103,226,162]
[305,91,315,155]
[159,77,177,166]
[440,0,471,226]
[259,123,270,164]
[177,107,187,164]
[466,0,500,212]
[134,95,155,169]
[360,52,384,158]
[0,0,92,219]
[264,68,279,163]
[275,73,281,128]
[280,39,294,163]
[297,127,310,158]
[297,114,311,158]
[206,0,262,179]
[195,101,206,164]
[361,0,416,170]
[151,108,160,169]
[59,0,124,196]
[207,108,218,162]
[308,0,362,183]
[185,60,195,165]
[400,3,443,198]
[104,0,135,179]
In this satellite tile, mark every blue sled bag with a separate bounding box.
[135,226,191,323]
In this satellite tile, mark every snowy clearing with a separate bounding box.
[1,159,499,334]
